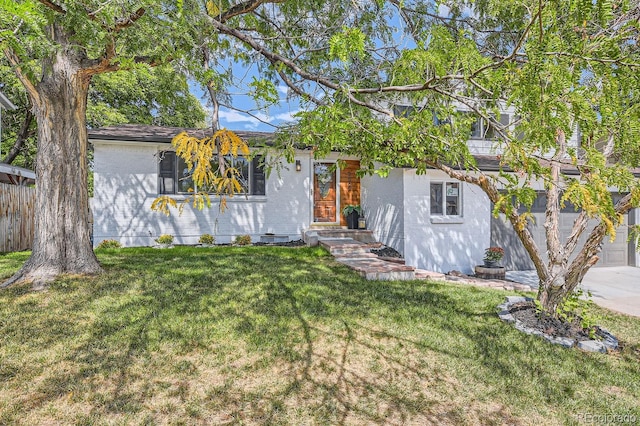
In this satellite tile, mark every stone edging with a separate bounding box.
[497,296,619,353]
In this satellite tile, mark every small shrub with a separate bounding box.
[199,234,215,245]
[156,234,174,245]
[96,239,121,249]
[234,235,251,245]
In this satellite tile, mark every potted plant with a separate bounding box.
[342,205,362,229]
[483,246,505,268]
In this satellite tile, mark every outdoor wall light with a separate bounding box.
[295,160,301,172]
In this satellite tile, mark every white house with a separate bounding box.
[89,123,640,274]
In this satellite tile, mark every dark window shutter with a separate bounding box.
[251,155,266,195]
[158,151,176,194]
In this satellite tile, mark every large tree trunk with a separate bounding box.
[2,46,101,288]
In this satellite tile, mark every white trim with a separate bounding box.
[0,91,16,110]
[429,180,463,219]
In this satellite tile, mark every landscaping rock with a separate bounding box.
[577,340,607,353]
[497,296,618,353]
[505,296,530,304]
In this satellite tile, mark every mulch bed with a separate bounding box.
[509,301,605,342]
[252,239,306,247]
[370,246,403,258]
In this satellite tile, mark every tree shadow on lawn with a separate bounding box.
[2,247,638,424]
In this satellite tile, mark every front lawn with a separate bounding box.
[1,247,639,425]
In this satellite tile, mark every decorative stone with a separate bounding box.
[599,328,619,350]
[475,265,506,280]
[546,336,575,348]
[154,244,174,249]
[577,340,607,353]
[498,296,615,353]
[498,311,516,323]
[505,296,530,304]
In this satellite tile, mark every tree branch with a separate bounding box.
[2,109,35,164]
[207,16,397,119]
[544,129,567,272]
[3,48,40,106]
[216,0,281,23]
[38,0,66,14]
[276,69,324,106]
[112,7,146,32]
[424,158,548,281]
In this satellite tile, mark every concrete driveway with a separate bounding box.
[506,267,640,317]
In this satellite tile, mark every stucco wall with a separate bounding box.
[402,170,491,274]
[361,169,405,254]
[92,141,312,246]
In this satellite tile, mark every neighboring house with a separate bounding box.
[89,122,640,274]
[0,163,35,186]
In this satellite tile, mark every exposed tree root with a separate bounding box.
[1,263,102,290]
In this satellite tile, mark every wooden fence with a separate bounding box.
[0,182,35,252]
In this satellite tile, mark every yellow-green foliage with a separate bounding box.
[199,234,215,245]
[156,234,174,245]
[96,239,122,249]
[151,129,251,216]
[234,235,251,245]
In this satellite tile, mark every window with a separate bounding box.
[462,112,509,139]
[158,152,266,196]
[430,182,461,216]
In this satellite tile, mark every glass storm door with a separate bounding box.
[313,163,337,222]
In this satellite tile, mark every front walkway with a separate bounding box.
[507,267,640,317]
[320,237,531,290]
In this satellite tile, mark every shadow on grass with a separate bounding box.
[1,246,639,424]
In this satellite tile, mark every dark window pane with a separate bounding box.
[232,156,250,193]
[430,183,443,215]
[446,182,459,215]
[393,105,414,118]
[177,156,194,193]
[158,151,175,194]
[252,155,266,195]
[486,114,510,140]
[470,117,483,139]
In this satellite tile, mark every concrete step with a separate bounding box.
[319,239,371,256]
[304,228,376,246]
[336,257,415,281]
[415,269,446,280]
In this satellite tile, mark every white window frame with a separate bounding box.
[430,181,464,223]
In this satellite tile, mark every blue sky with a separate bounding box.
[190,63,304,133]
[216,84,302,132]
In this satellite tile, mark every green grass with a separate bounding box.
[1,246,639,425]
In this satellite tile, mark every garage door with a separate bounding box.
[491,193,629,270]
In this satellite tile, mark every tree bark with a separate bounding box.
[2,38,101,288]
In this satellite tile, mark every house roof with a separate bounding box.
[87,124,275,145]
[0,162,35,185]
[0,91,17,110]
[471,155,640,177]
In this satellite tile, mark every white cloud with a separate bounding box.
[273,109,302,122]
[277,85,289,96]
[218,109,272,130]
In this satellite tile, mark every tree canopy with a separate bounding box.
[204,0,640,314]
